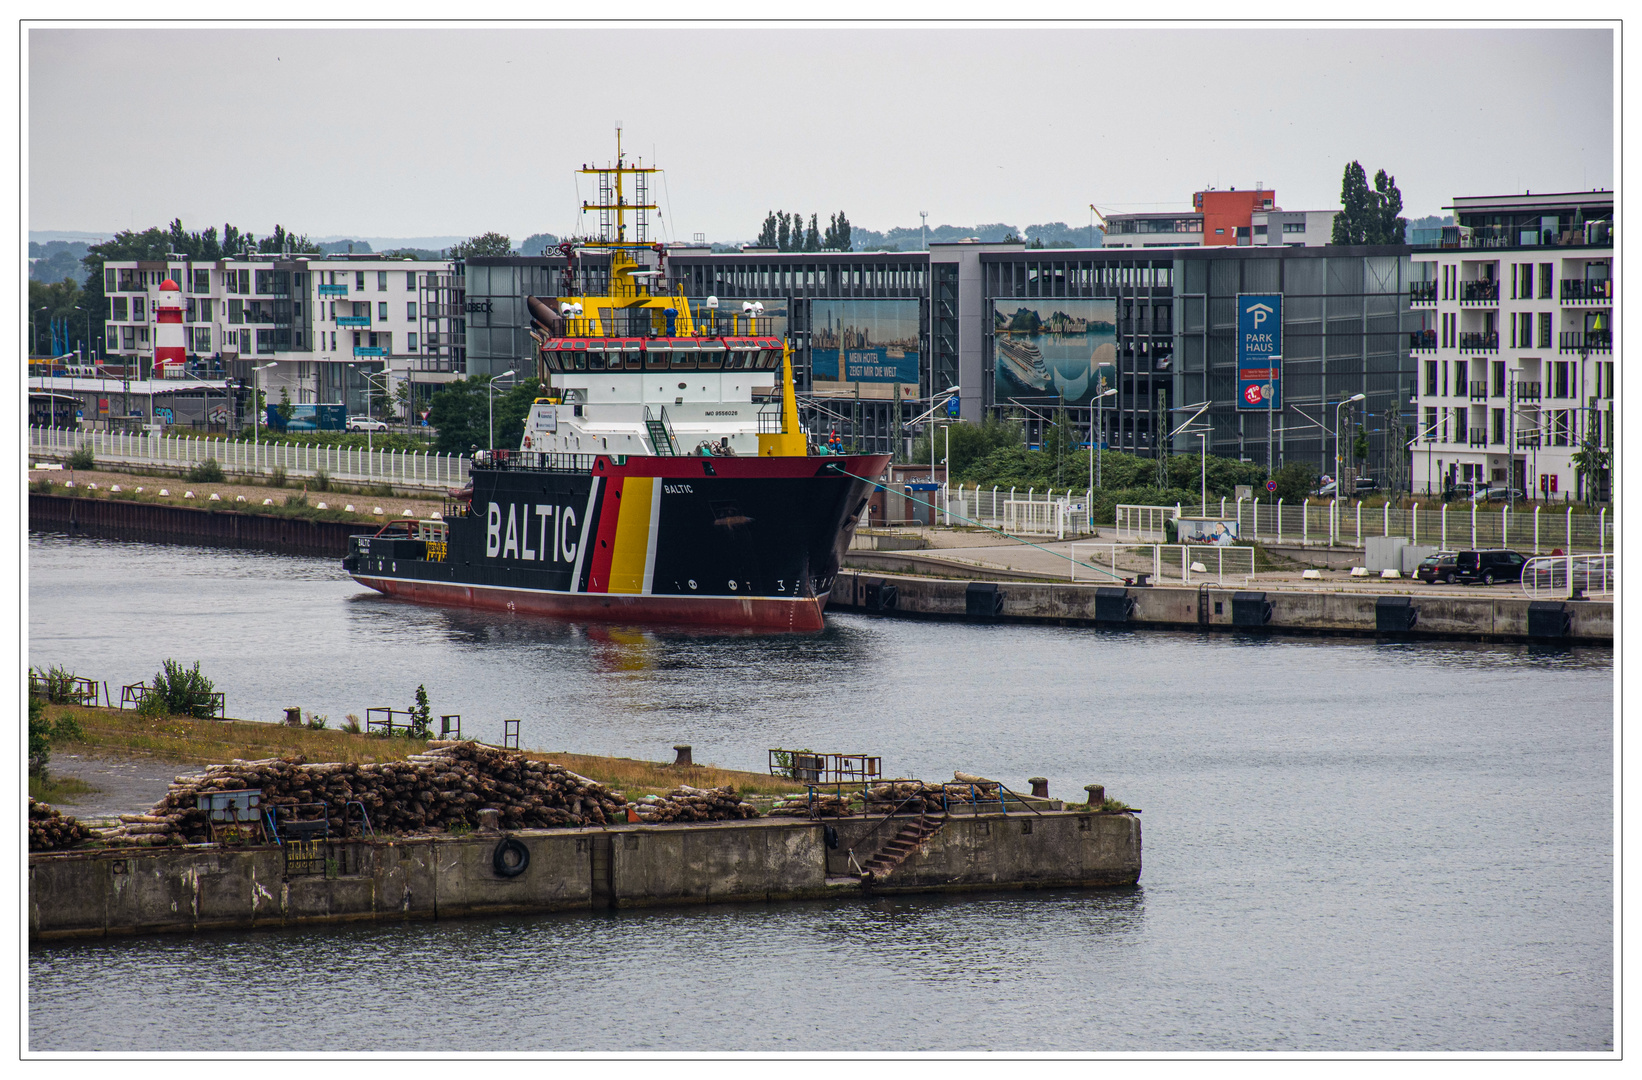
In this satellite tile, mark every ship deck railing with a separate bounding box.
[556,313,780,339]
[470,449,600,473]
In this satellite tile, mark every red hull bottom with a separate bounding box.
[353,576,829,633]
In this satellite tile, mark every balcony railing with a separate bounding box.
[1560,279,1612,302]
[1558,330,1611,353]
[1468,431,1490,448]
[1517,431,1542,448]
[1515,381,1542,401]
[1460,281,1499,304]
[1409,281,1437,304]
[1469,381,1491,401]
[1458,331,1499,352]
[318,284,349,296]
[1409,329,1437,351]
[336,316,371,327]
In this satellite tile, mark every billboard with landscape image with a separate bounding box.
[810,299,921,385]
[992,299,1116,408]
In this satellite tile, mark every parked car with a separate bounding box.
[346,416,390,432]
[1353,477,1380,494]
[1471,486,1528,503]
[1414,550,1459,584]
[1453,548,1527,586]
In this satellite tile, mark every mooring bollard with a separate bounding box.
[673,744,693,768]
[1028,777,1049,798]
[1084,784,1105,807]
[284,706,302,727]
[477,809,500,833]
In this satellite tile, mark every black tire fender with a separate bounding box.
[493,836,529,878]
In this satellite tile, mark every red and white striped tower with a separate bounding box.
[153,278,186,377]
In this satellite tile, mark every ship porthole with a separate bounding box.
[729,580,737,591]
[688,579,697,590]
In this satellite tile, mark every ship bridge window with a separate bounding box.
[621,340,644,369]
[645,345,671,371]
[671,343,699,371]
[759,347,782,370]
[586,346,608,371]
[571,342,588,371]
[698,342,725,370]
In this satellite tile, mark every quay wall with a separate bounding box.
[30,494,357,557]
[830,570,1611,644]
[29,812,1140,939]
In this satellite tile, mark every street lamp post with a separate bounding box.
[1335,392,1366,495]
[488,369,517,451]
[251,361,277,450]
[1091,386,1117,494]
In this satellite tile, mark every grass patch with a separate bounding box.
[29,773,103,804]
[40,703,807,797]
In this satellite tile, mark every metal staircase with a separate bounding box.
[644,406,679,455]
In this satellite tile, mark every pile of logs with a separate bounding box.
[864,781,950,814]
[630,785,760,824]
[768,791,856,817]
[97,741,633,847]
[29,799,93,852]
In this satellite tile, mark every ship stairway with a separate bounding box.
[644,406,679,456]
[860,814,944,879]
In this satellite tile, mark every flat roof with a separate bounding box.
[1447,190,1613,211]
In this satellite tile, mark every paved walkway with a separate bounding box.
[857,527,1541,598]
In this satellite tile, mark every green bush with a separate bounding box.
[31,477,54,494]
[284,493,307,508]
[137,659,218,718]
[65,445,95,470]
[187,458,226,483]
[305,711,329,730]
[314,469,331,492]
[32,664,80,704]
[28,697,50,777]
[268,466,287,488]
[409,684,432,740]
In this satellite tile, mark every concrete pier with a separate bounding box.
[29,811,1141,939]
[829,569,1611,643]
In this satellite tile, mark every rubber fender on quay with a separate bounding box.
[493,836,530,878]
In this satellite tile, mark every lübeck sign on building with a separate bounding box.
[1237,293,1282,411]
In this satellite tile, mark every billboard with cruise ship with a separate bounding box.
[992,299,1116,408]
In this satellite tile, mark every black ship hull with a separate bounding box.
[343,452,889,632]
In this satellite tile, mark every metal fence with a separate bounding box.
[1522,554,1614,599]
[1069,542,1255,587]
[1228,497,1612,555]
[29,426,469,490]
[943,484,1095,535]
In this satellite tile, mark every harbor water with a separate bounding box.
[27,532,1613,1052]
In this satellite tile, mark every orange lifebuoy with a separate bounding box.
[523,434,533,449]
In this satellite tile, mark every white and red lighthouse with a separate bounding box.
[153,278,186,377]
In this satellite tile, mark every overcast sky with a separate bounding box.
[27,25,1615,245]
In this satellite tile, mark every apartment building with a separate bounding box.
[1104,186,1337,249]
[1408,190,1613,500]
[100,254,460,417]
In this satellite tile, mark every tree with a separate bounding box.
[426,375,542,454]
[277,386,295,425]
[1269,459,1320,502]
[28,277,87,357]
[1571,433,1611,506]
[449,232,513,259]
[409,684,432,740]
[756,212,778,248]
[822,212,853,251]
[776,212,791,251]
[804,214,821,252]
[1331,161,1406,245]
[1352,424,1370,466]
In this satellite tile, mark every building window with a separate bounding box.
[192,269,210,293]
[1538,264,1552,299]
[1282,222,1306,234]
[331,331,336,351]
[193,327,211,352]
[407,302,418,320]
[408,332,418,351]
[356,271,366,290]
[1214,228,1225,235]
[1424,406,1438,441]
[1425,360,1438,397]
[408,271,418,290]
[1538,311,1552,350]
[1492,408,1505,445]
[111,296,128,321]
[133,296,145,321]
[199,298,213,322]
[1554,361,1570,398]
[379,302,389,321]
[378,271,387,291]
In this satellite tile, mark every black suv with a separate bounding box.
[1414,551,1459,584]
[1453,549,1527,586]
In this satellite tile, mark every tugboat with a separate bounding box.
[342,133,890,631]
